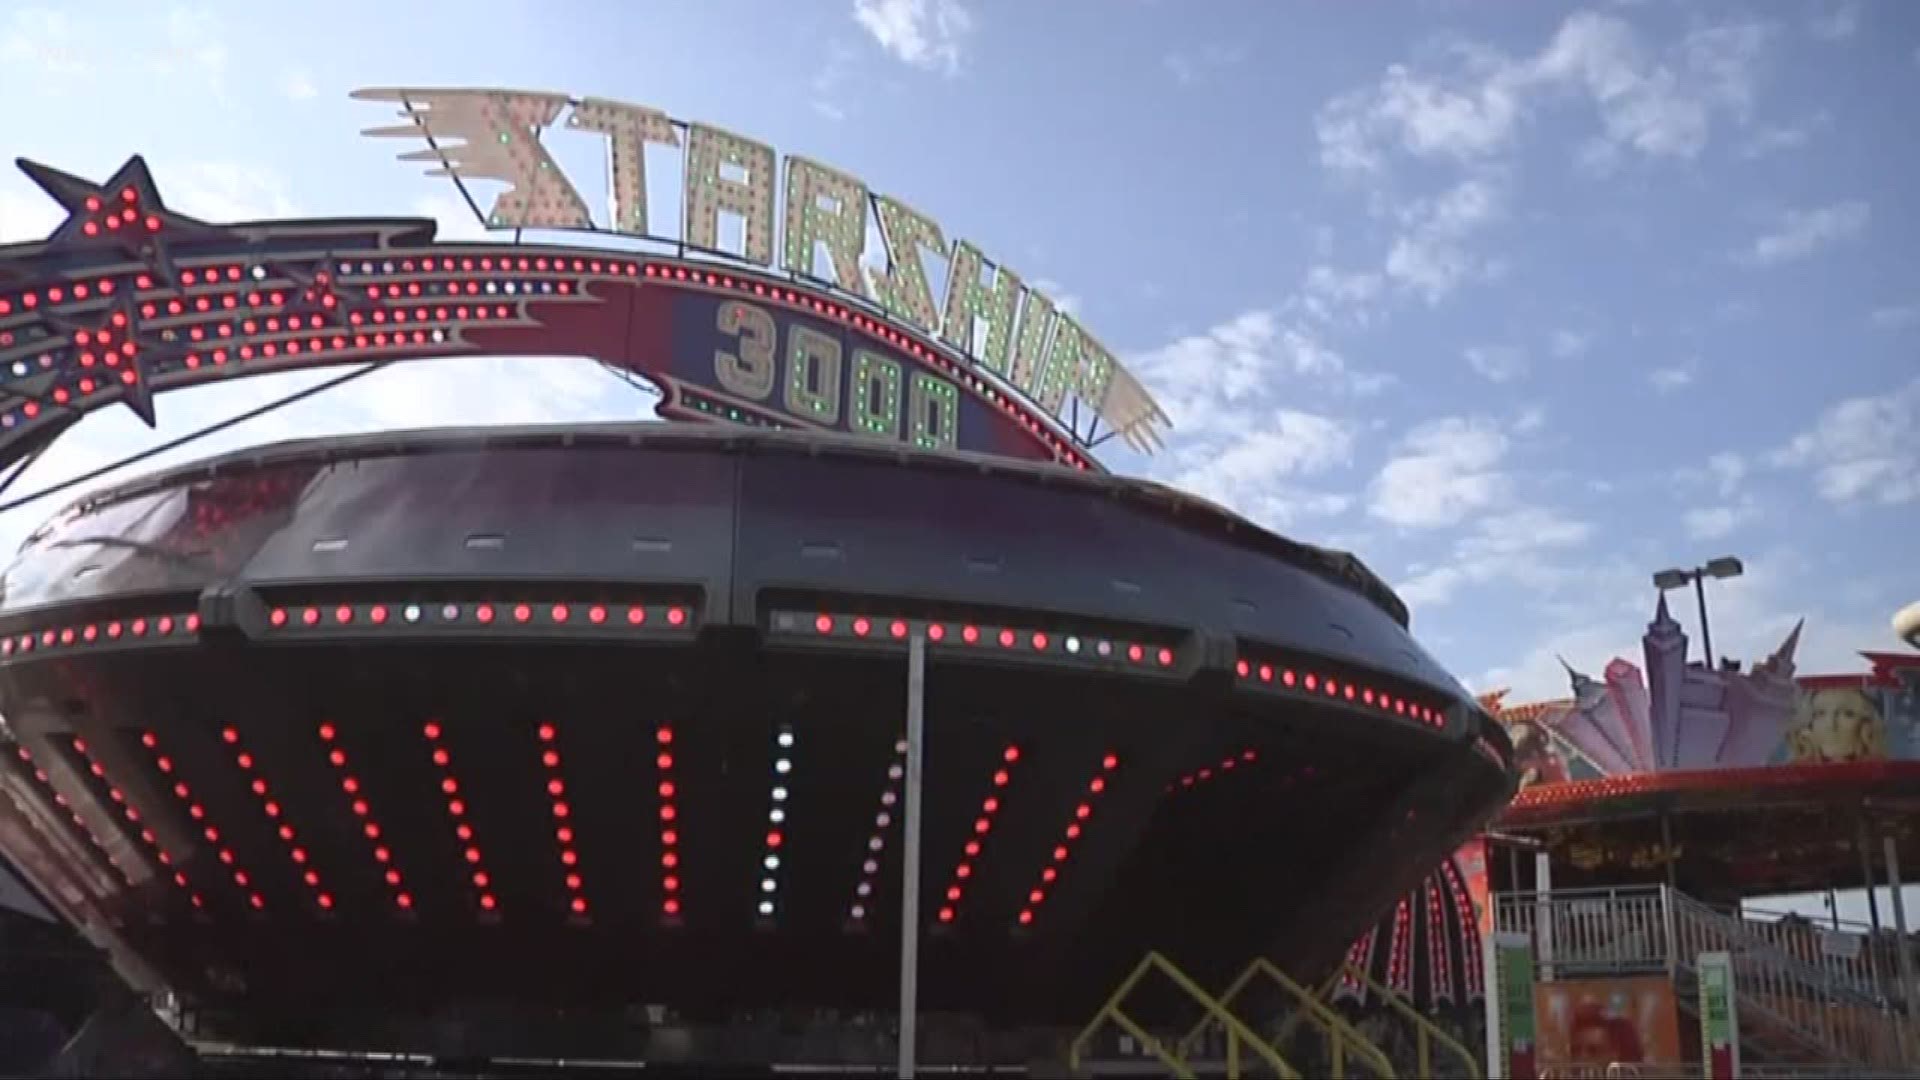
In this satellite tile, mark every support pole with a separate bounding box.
[898,633,927,1079]
[1859,816,1884,998]
[1692,572,1715,668]
[1885,835,1918,1032]
[1661,810,1679,890]
[1535,850,1554,983]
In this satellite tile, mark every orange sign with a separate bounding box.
[1535,976,1682,1068]
[1456,837,1493,938]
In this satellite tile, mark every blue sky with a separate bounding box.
[0,0,1915,704]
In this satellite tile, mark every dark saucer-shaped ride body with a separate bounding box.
[0,423,1514,1063]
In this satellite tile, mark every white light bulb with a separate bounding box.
[775,758,791,774]
[772,786,788,802]
[876,812,891,827]
[881,791,897,806]
[764,854,780,870]
[894,739,908,754]
[851,904,865,919]
[770,808,785,823]
[759,900,774,915]
[888,765,903,780]
[403,605,422,623]
[760,878,776,893]
[440,603,459,621]
[868,836,883,852]
[777,730,794,748]
[857,882,872,897]
[863,859,878,874]
[1066,636,1082,654]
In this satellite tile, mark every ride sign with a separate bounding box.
[1696,951,1739,1080]
[353,88,1170,456]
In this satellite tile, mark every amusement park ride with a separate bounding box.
[0,90,1518,1076]
[3,85,1912,1080]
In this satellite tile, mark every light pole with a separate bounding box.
[1652,556,1744,668]
[898,632,926,1079]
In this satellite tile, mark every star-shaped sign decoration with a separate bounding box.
[39,298,180,428]
[16,156,229,290]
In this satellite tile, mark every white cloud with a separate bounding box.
[1741,201,1870,267]
[1,6,229,89]
[1317,12,1774,177]
[1513,405,1547,435]
[1164,43,1247,86]
[0,8,85,76]
[1127,311,1369,531]
[1299,265,1383,325]
[1871,304,1919,330]
[1648,361,1696,393]
[168,163,299,222]
[1130,311,1278,428]
[0,186,62,243]
[283,68,318,102]
[1479,623,1638,702]
[1167,415,1355,519]
[1684,500,1757,540]
[1465,344,1528,383]
[810,41,857,122]
[1398,506,1592,610]
[1031,278,1082,318]
[1673,451,1750,504]
[1809,3,1861,41]
[1385,177,1505,304]
[1316,58,1523,173]
[415,195,491,242]
[1740,112,1829,159]
[1549,329,1591,358]
[1771,377,1920,507]
[1708,451,1747,496]
[853,0,972,76]
[152,7,228,86]
[1368,417,1511,528]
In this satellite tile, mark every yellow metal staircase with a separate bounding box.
[1072,950,1480,1077]
[1069,952,1302,1078]
[1173,958,1397,1078]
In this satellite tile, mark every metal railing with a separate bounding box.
[1737,905,1897,1002]
[1493,886,1917,1073]
[1494,886,1674,974]
[1666,892,1909,1072]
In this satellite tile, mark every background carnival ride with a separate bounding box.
[0,89,1518,1076]
[1446,595,1920,1075]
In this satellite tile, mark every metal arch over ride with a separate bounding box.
[0,156,1105,479]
